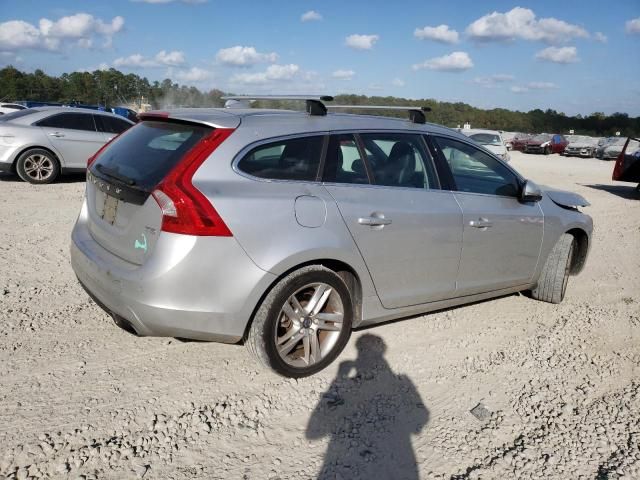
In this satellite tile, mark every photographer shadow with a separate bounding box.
[306,334,429,480]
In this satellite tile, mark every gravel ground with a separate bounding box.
[0,152,638,480]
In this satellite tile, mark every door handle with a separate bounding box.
[48,132,65,138]
[358,216,392,226]
[469,218,492,228]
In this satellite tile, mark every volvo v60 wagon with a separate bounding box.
[71,98,592,377]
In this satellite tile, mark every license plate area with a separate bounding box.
[102,194,119,225]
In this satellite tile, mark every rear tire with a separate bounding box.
[246,265,353,377]
[16,148,60,184]
[531,234,575,304]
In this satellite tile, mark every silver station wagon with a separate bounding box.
[71,96,593,377]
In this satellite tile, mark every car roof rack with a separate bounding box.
[221,95,334,116]
[326,105,431,124]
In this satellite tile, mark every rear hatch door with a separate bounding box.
[86,120,216,265]
[612,137,640,183]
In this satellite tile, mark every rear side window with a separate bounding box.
[360,133,437,189]
[94,114,132,134]
[322,134,369,184]
[92,121,211,191]
[238,136,323,181]
[36,113,96,132]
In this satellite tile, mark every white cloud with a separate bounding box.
[345,34,379,50]
[215,45,278,66]
[466,7,588,44]
[230,64,300,85]
[511,81,559,93]
[412,51,473,72]
[301,10,322,22]
[535,46,579,64]
[332,69,355,80]
[113,50,185,68]
[527,81,558,89]
[594,32,607,43]
[472,74,514,87]
[392,78,405,87]
[414,24,459,44]
[174,67,211,82]
[155,49,185,66]
[626,17,640,34]
[0,13,124,52]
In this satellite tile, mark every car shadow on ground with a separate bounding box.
[0,172,86,184]
[306,334,429,480]
[581,183,640,200]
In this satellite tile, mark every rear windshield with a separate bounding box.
[92,120,212,191]
[0,109,36,122]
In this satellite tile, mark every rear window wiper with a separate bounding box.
[95,164,137,186]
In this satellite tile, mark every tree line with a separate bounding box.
[1,65,638,137]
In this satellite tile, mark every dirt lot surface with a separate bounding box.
[0,151,638,480]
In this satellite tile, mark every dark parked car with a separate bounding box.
[596,137,627,160]
[510,134,532,152]
[523,134,568,155]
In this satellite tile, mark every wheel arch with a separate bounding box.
[566,227,589,274]
[242,258,364,341]
[13,145,63,172]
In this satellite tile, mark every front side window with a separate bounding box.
[36,113,96,132]
[432,136,520,197]
[359,133,436,189]
[238,136,323,181]
[322,134,369,184]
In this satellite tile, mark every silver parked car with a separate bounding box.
[70,97,593,377]
[0,107,134,184]
[460,128,510,162]
[563,136,598,158]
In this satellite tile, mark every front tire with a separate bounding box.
[246,265,353,377]
[531,234,575,304]
[544,146,551,155]
[16,149,60,184]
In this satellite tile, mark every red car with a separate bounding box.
[510,134,531,151]
[523,134,569,154]
[613,137,640,192]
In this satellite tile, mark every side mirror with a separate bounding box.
[520,180,543,202]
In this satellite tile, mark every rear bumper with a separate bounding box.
[70,202,276,342]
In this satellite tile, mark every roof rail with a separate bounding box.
[326,105,431,124]
[221,95,334,116]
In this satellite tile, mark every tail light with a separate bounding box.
[152,128,234,236]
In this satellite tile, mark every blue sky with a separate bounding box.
[1,0,639,115]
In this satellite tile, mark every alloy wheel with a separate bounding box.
[275,282,345,368]
[23,154,54,182]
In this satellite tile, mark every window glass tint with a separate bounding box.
[433,136,519,197]
[95,114,132,134]
[359,133,436,189]
[36,113,96,132]
[238,136,323,181]
[322,134,369,184]
[0,109,35,122]
[91,121,211,191]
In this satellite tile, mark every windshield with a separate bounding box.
[532,134,552,142]
[0,109,37,122]
[469,133,502,146]
[608,137,626,146]
[91,120,212,191]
